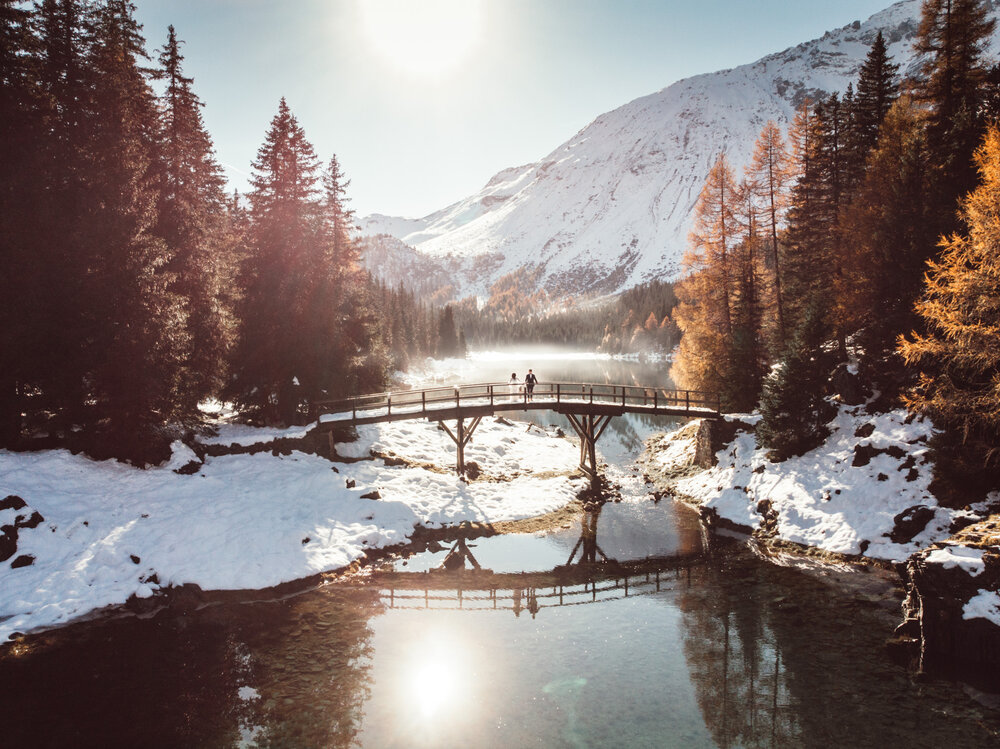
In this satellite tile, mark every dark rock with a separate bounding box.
[301,537,310,545]
[130,554,141,564]
[694,419,747,469]
[360,490,381,500]
[854,422,876,439]
[890,506,936,544]
[346,479,356,489]
[10,554,34,568]
[0,525,17,563]
[852,443,878,467]
[896,530,1000,689]
[0,495,27,512]
[829,362,866,405]
[174,460,202,475]
[877,473,888,481]
[15,511,44,529]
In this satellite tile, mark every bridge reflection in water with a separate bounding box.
[332,506,700,619]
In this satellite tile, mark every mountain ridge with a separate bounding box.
[359,1,992,302]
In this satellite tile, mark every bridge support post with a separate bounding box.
[439,416,483,476]
[565,412,613,486]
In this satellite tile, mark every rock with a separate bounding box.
[829,362,866,405]
[0,525,17,563]
[854,422,876,439]
[345,479,356,489]
[852,443,878,467]
[890,506,935,544]
[130,554,141,564]
[15,511,43,529]
[0,495,27,512]
[693,419,745,469]
[174,460,202,475]
[896,523,1000,689]
[10,554,34,568]
[360,490,381,500]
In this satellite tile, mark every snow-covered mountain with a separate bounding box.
[360,0,993,301]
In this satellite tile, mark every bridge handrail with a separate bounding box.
[312,381,721,422]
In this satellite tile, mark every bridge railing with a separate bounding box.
[313,382,720,423]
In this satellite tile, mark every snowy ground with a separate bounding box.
[0,417,586,641]
[647,405,979,563]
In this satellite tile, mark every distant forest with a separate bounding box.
[671,0,1000,499]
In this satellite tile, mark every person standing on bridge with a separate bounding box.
[508,372,521,401]
[524,369,538,401]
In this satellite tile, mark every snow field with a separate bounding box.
[0,416,586,641]
[655,405,968,562]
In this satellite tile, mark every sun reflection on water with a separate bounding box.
[399,626,474,726]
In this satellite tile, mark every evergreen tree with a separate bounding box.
[756,302,835,461]
[154,25,236,416]
[899,125,1000,498]
[914,0,996,229]
[854,31,900,158]
[78,0,188,459]
[837,96,931,365]
[0,0,41,444]
[231,98,325,423]
[436,305,460,357]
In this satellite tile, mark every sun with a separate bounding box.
[360,0,484,78]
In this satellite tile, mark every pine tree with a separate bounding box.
[838,96,931,365]
[77,0,188,459]
[899,125,1000,498]
[154,25,236,416]
[854,31,900,158]
[0,0,41,445]
[232,98,325,423]
[914,0,996,227]
[756,302,835,461]
[437,305,460,358]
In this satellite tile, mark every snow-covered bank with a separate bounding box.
[0,418,586,641]
[644,405,978,563]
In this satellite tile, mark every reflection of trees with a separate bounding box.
[0,587,380,748]
[677,539,798,748]
[677,536,1000,748]
[245,588,380,748]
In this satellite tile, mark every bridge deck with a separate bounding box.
[312,381,721,429]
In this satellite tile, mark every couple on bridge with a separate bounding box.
[508,369,539,401]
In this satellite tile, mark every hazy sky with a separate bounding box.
[133,0,897,218]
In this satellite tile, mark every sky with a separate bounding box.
[132,0,898,219]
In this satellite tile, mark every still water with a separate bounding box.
[1,352,998,747]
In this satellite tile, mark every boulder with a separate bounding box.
[829,362,866,405]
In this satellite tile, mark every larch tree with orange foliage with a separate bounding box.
[899,125,1000,500]
[748,121,792,347]
[672,154,748,407]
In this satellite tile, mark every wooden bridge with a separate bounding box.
[312,382,721,483]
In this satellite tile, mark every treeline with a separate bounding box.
[449,278,679,354]
[0,0,441,462]
[672,0,1000,497]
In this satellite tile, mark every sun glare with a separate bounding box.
[360,0,484,78]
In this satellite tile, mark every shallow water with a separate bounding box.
[2,352,998,747]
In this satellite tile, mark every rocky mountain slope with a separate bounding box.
[360,0,995,302]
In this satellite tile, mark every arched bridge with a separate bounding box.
[312,382,721,483]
